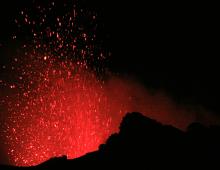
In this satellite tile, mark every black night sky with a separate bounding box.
[0,0,219,166]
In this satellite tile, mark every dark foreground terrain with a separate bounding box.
[1,112,220,169]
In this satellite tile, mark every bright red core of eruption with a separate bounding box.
[3,58,196,166]
[1,2,203,166]
[2,57,143,166]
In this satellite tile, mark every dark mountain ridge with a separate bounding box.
[1,112,220,169]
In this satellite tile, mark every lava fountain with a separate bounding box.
[0,0,216,166]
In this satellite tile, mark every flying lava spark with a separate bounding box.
[0,0,216,167]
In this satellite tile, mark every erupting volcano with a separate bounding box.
[2,56,197,166]
[0,0,217,167]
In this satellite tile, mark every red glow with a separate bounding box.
[2,58,197,166]
[1,1,218,167]
[4,61,114,166]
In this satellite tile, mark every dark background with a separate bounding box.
[0,0,219,164]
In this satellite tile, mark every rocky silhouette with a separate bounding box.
[1,112,220,169]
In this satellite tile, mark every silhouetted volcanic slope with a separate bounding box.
[1,112,220,169]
